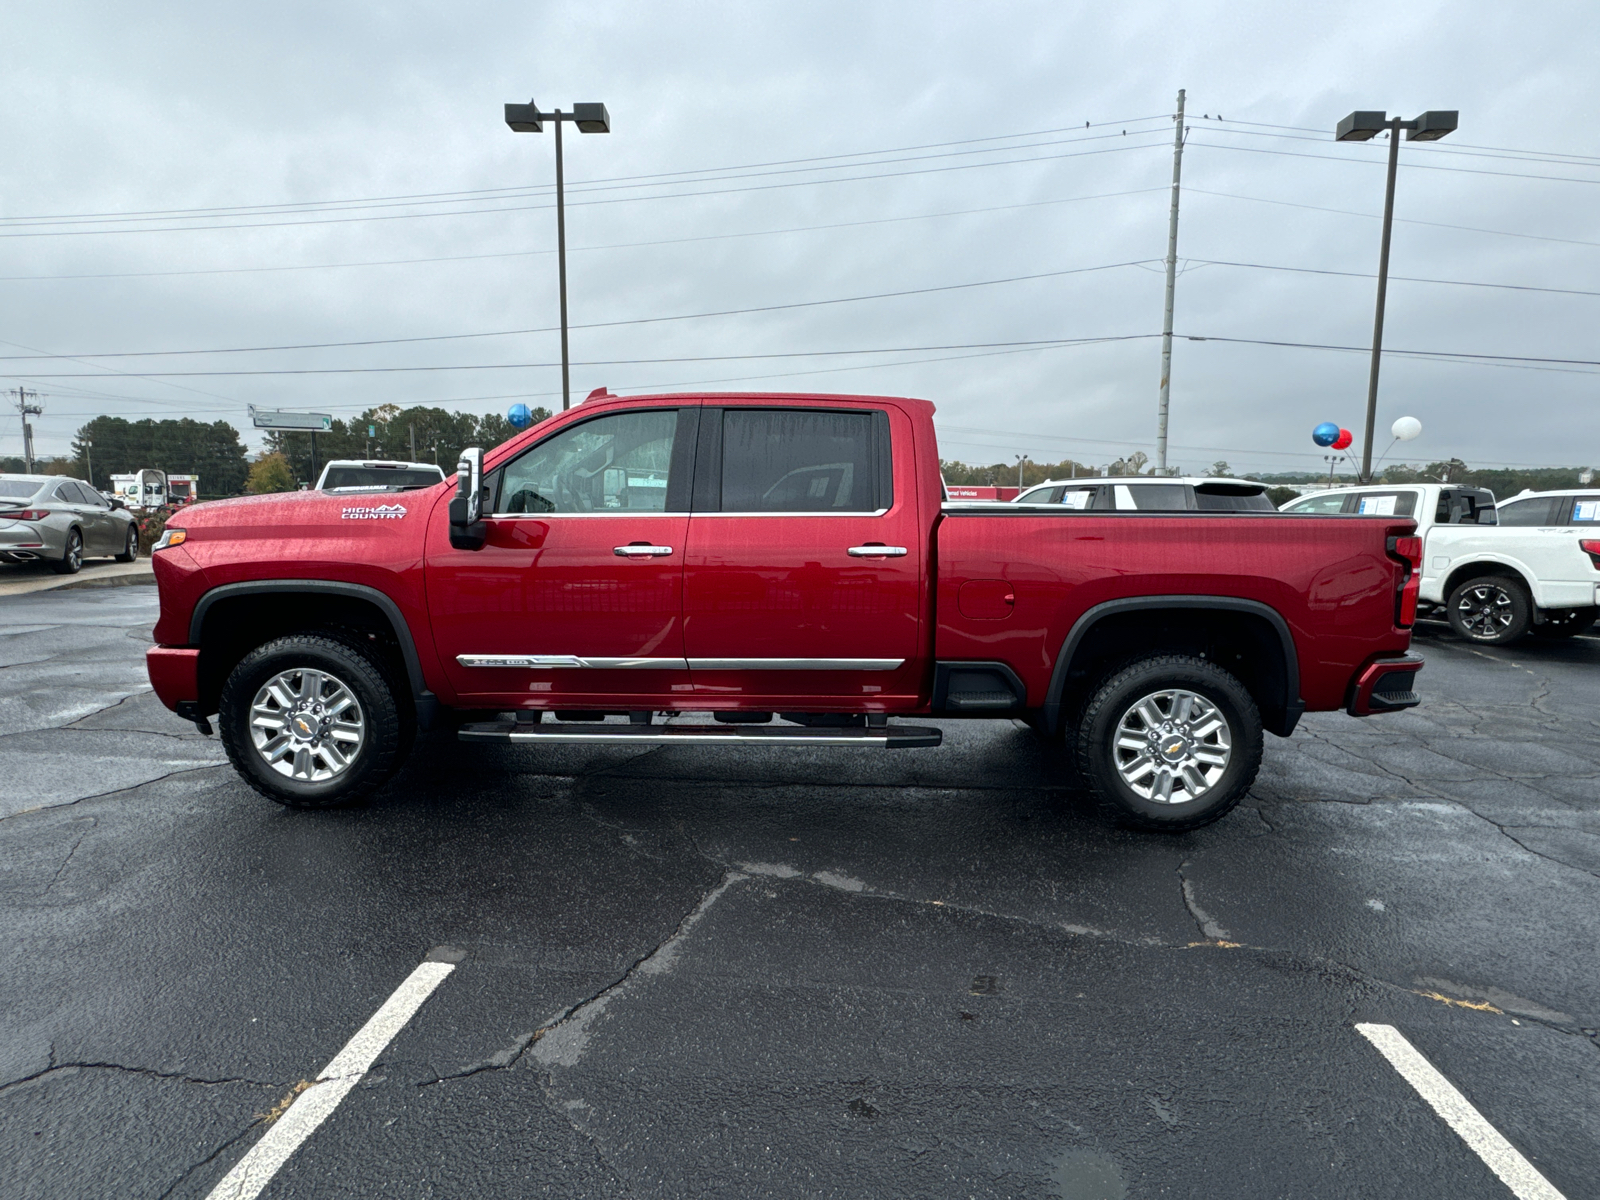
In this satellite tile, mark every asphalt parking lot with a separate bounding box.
[1,585,1595,1199]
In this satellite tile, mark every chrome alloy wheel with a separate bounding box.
[1113,689,1232,804]
[248,667,365,781]
[1456,583,1515,639]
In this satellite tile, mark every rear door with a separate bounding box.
[426,405,696,708]
[682,404,924,707]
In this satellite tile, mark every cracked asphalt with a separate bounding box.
[2,586,1596,1199]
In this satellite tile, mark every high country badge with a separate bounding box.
[341,503,408,520]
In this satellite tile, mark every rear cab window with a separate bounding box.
[702,408,892,513]
[1435,488,1496,525]
[1283,493,1349,514]
[1194,482,1273,511]
[1352,491,1418,517]
[1112,483,1189,511]
[1495,496,1558,526]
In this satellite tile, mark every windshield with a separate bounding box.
[0,480,43,499]
[321,467,443,490]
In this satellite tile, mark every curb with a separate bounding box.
[0,563,155,598]
[58,571,157,591]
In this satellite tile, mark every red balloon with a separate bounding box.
[1332,428,1354,450]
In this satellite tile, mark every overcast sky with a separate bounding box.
[3,0,1598,476]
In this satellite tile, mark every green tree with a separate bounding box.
[266,404,549,484]
[245,452,295,494]
[71,417,249,496]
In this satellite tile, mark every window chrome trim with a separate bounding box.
[457,654,688,669]
[690,508,891,518]
[481,508,891,519]
[686,658,905,671]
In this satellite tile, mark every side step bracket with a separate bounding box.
[458,720,941,750]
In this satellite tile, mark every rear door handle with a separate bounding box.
[614,544,674,557]
[848,545,908,557]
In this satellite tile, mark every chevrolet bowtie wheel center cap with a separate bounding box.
[1115,689,1233,805]
[249,668,366,782]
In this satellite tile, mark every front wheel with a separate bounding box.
[1074,655,1263,832]
[218,634,406,808]
[114,524,139,563]
[1447,575,1530,644]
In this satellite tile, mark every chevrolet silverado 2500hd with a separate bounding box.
[146,392,1424,830]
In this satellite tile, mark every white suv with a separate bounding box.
[1010,477,1275,511]
[1282,483,1600,643]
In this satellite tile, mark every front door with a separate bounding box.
[426,406,697,710]
[682,404,924,709]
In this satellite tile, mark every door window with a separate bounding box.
[1283,493,1349,514]
[1351,491,1417,517]
[716,409,890,513]
[496,409,679,514]
[1495,497,1557,526]
[1568,495,1600,523]
[1113,483,1188,511]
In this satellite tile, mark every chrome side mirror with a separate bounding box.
[448,447,487,550]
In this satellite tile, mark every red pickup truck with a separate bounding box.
[146,392,1423,831]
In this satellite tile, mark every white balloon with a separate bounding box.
[1391,416,1422,441]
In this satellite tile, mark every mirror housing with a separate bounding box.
[448,447,488,550]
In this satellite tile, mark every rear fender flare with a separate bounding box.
[1042,595,1302,737]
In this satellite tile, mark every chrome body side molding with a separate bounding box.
[687,658,905,671]
[456,655,688,669]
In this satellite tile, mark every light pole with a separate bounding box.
[504,98,612,411]
[83,437,93,490]
[1335,109,1457,482]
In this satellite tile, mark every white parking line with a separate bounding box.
[206,948,464,1200]
[1355,1023,1567,1200]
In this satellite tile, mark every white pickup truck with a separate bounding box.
[1282,484,1600,644]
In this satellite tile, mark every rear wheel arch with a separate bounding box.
[190,581,428,719]
[1441,559,1535,605]
[1043,597,1301,738]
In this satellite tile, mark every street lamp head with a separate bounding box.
[505,101,543,133]
[1336,111,1388,141]
[572,102,610,133]
[1406,110,1457,141]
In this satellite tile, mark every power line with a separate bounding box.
[0,138,1172,239]
[0,260,1160,362]
[0,115,1172,226]
[1188,257,1600,299]
[1185,186,1600,250]
[1187,136,1600,188]
[0,186,1169,283]
[1212,117,1600,167]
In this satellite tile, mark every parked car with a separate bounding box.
[314,460,446,492]
[0,474,141,573]
[146,392,1422,830]
[1281,483,1600,643]
[1013,476,1277,511]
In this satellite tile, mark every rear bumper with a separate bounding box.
[1347,652,1424,716]
[147,646,201,713]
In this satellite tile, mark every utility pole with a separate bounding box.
[1155,88,1186,475]
[409,423,417,461]
[83,438,94,490]
[10,387,43,473]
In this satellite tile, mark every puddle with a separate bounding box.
[1048,1147,1127,1200]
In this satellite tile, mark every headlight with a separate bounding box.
[151,529,187,551]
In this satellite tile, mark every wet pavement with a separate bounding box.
[1,585,1595,1198]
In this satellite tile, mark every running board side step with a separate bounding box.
[458,721,942,749]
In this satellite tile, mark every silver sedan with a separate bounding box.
[0,474,141,574]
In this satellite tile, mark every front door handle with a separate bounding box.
[847,545,908,558]
[614,544,674,557]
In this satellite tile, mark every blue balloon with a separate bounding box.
[507,403,533,430]
[1312,421,1341,447]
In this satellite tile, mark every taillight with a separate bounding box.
[0,509,50,521]
[1582,539,1600,570]
[1387,535,1422,627]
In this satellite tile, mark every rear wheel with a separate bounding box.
[50,528,84,575]
[219,634,405,808]
[114,524,139,563]
[1075,655,1262,832]
[1447,575,1530,644]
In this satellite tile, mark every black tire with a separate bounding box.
[1074,654,1263,833]
[1532,607,1597,639]
[219,634,406,808]
[114,523,139,563]
[1447,575,1531,644]
[50,528,84,575]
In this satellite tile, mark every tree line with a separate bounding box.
[0,404,551,498]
